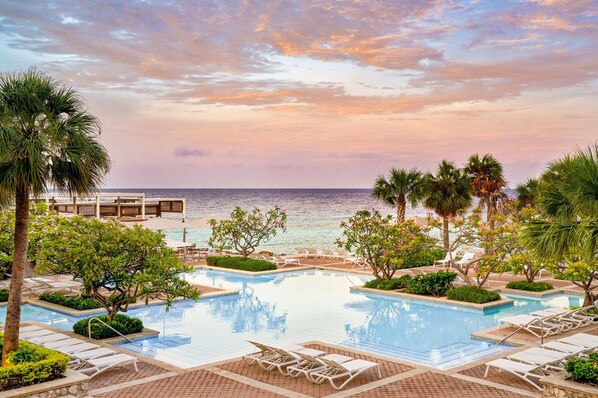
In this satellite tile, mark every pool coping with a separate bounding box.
[498,287,576,298]
[349,286,515,311]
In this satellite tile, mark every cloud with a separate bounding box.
[173,147,211,157]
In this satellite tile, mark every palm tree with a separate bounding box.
[371,168,425,223]
[465,154,508,221]
[0,69,110,363]
[423,160,472,250]
[524,145,598,305]
[515,178,539,209]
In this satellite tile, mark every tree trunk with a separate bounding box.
[2,185,29,365]
[442,217,450,250]
[396,198,406,224]
[583,290,595,307]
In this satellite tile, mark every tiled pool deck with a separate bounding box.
[17,258,598,397]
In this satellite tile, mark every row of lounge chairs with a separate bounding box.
[243,341,381,390]
[0,277,82,295]
[250,253,301,267]
[434,251,476,269]
[295,248,366,267]
[485,332,598,390]
[17,325,138,377]
[498,305,597,339]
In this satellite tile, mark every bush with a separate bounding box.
[39,292,101,310]
[364,275,411,290]
[505,281,554,292]
[0,334,69,391]
[446,286,501,304]
[405,271,456,297]
[0,289,8,302]
[565,353,598,384]
[406,247,446,268]
[206,256,277,272]
[73,314,144,340]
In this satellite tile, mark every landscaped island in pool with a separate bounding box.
[2,269,583,370]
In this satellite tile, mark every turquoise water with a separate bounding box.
[2,269,583,369]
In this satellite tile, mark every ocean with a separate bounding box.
[101,188,429,254]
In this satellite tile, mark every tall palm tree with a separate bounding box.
[465,154,508,221]
[515,178,539,209]
[524,145,598,305]
[372,167,425,223]
[0,69,110,363]
[423,160,472,250]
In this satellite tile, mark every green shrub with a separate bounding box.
[0,334,69,391]
[565,353,598,384]
[505,281,554,292]
[364,275,411,290]
[39,292,102,310]
[206,256,277,272]
[446,286,501,304]
[405,271,456,297]
[73,314,143,339]
[406,247,446,268]
[0,289,8,302]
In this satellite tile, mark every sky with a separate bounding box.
[0,0,597,188]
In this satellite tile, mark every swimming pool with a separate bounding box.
[1,269,583,369]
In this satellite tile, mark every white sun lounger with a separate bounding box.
[78,353,138,377]
[28,333,71,344]
[44,338,92,349]
[72,347,117,361]
[19,325,44,334]
[20,329,56,339]
[542,341,587,355]
[309,357,381,390]
[259,346,326,374]
[484,358,552,390]
[498,314,564,338]
[508,347,569,371]
[243,341,305,365]
[454,252,476,267]
[558,333,598,349]
[56,342,102,355]
[287,352,352,379]
[435,250,458,268]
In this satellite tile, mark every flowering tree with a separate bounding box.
[209,206,287,259]
[337,209,434,279]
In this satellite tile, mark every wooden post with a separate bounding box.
[95,195,100,219]
[72,196,77,215]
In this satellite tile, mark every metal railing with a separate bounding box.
[496,318,546,346]
[87,317,137,345]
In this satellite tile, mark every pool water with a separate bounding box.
[1,269,583,369]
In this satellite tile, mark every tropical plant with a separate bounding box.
[208,206,287,260]
[337,209,434,279]
[35,217,200,321]
[423,160,472,250]
[465,153,508,222]
[0,69,110,363]
[372,167,425,223]
[508,208,546,282]
[515,178,539,209]
[523,145,598,306]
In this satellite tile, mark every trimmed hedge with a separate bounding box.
[505,281,554,292]
[0,289,7,302]
[206,256,277,272]
[565,352,598,386]
[0,334,69,391]
[405,271,456,297]
[39,292,102,310]
[446,286,501,304]
[407,247,446,268]
[73,314,144,340]
[364,275,411,290]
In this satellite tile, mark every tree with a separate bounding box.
[515,178,540,210]
[0,69,110,362]
[465,153,508,221]
[337,209,434,280]
[524,145,598,306]
[209,206,287,259]
[423,160,472,250]
[36,217,200,321]
[371,167,425,223]
[508,208,546,282]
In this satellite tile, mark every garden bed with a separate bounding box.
[505,281,554,292]
[542,371,598,398]
[39,292,101,310]
[73,314,144,340]
[206,256,277,272]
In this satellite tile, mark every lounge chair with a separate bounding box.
[497,314,565,339]
[435,250,458,268]
[55,342,101,356]
[309,357,381,390]
[258,346,326,374]
[454,252,476,267]
[531,306,594,330]
[558,333,598,349]
[305,248,321,258]
[242,340,304,365]
[484,358,552,390]
[295,247,308,258]
[20,329,56,340]
[410,268,428,276]
[72,347,118,361]
[287,352,352,379]
[78,353,138,377]
[28,333,71,344]
[507,347,569,371]
[322,249,336,259]
[272,255,300,268]
[541,341,587,355]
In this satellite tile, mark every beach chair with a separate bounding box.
[531,306,594,330]
[484,358,553,390]
[295,247,308,258]
[322,249,335,259]
[309,357,381,390]
[258,346,326,374]
[435,250,458,268]
[28,333,71,345]
[507,347,569,371]
[287,352,352,379]
[558,333,598,350]
[541,341,587,355]
[272,255,300,268]
[54,342,101,356]
[242,340,305,365]
[306,248,321,258]
[497,314,565,339]
[77,353,138,377]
